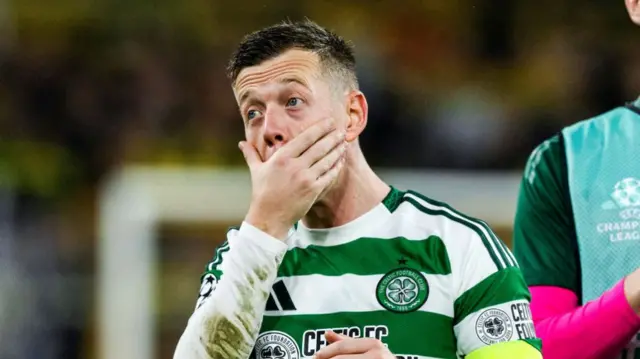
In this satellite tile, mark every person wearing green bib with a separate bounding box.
[513,2,640,358]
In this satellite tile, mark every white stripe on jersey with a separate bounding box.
[263,272,454,318]
[207,240,230,271]
[404,193,515,268]
[497,236,518,267]
[290,218,447,250]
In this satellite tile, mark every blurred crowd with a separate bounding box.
[0,0,638,358]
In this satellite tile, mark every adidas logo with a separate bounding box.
[265,280,297,311]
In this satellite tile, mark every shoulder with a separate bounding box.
[526,104,630,184]
[563,106,631,135]
[523,133,565,188]
[560,106,636,156]
[398,189,493,237]
[394,189,516,271]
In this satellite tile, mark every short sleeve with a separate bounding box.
[451,219,541,355]
[512,135,581,296]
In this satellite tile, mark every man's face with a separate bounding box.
[627,0,640,25]
[233,49,345,161]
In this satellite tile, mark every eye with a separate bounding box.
[247,109,261,121]
[286,97,303,107]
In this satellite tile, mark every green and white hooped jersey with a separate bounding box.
[192,188,541,359]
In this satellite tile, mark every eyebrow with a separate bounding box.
[238,76,309,105]
[278,76,309,88]
[239,90,256,107]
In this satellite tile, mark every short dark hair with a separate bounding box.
[227,19,358,89]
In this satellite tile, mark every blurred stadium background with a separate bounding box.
[0,0,637,359]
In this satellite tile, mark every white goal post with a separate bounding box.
[96,166,522,359]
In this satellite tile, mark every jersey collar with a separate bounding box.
[291,187,397,248]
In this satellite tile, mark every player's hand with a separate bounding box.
[624,267,640,315]
[240,118,347,240]
[313,331,395,359]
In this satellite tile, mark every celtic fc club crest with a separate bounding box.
[376,268,429,313]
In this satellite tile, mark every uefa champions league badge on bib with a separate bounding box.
[598,177,640,242]
[254,331,301,359]
[376,263,429,313]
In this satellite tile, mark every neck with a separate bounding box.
[302,146,390,229]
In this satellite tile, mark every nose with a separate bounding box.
[262,107,288,149]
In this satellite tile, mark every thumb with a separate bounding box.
[324,330,349,344]
[238,141,261,168]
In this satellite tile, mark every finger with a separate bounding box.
[301,127,345,168]
[314,157,345,191]
[309,142,347,179]
[325,330,349,344]
[281,118,336,158]
[238,141,262,169]
[322,354,369,359]
[314,338,381,359]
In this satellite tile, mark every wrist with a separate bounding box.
[244,209,291,241]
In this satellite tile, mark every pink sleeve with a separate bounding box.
[531,281,640,359]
